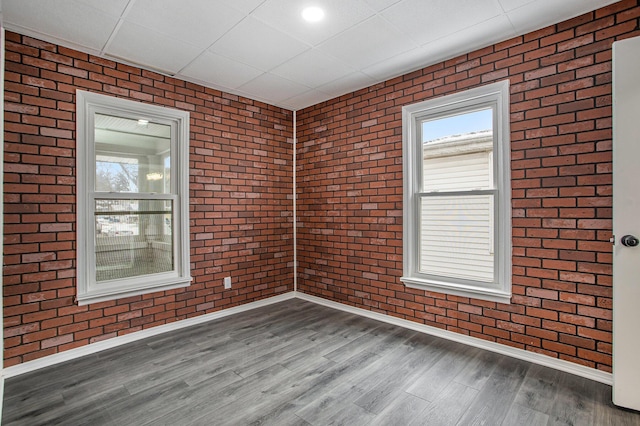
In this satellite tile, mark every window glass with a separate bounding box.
[95,199,174,282]
[419,108,495,282]
[419,194,494,282]
[422,109,493,192]
[96,155,139,192]
[92,114,175,285]
[94,113,171,194]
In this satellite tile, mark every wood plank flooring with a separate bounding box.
[3,299,640,425]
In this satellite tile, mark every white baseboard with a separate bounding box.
[295,292,613,385]
[3,290,612,386]
[3,292,296,379]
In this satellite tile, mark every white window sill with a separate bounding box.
[77,276,192,306]
[401,276,512,304]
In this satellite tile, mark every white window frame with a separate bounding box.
[76,90,191,305]
[401,80,512,304]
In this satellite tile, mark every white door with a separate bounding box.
[612,35,640,411]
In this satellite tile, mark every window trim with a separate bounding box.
[401,80,512,304]
[76,90,191,305]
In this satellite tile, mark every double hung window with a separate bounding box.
[401,81,512,303]
[76,91,191,305]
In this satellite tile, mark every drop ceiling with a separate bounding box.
[0,0,619,111]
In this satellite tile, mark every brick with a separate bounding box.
[559,313,596,328]
[41,334,74,349]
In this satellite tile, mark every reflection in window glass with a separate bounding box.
[94,113,171,194]
[163,155,171,193]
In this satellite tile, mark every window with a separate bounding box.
[401,81,511,303]
[76,91,191,305]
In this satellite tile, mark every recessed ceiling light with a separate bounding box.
[137,119,149,125]
[302,6,324,22]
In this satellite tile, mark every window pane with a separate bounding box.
[419,194,494,282]
[96,155,139,192]
[163,155,171,193]
[94,113,171,194]
[95,199,173,282]
[422,109,493,192]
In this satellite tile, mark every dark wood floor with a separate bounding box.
[3,299,640,425]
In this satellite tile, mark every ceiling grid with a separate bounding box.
[0,0,619,110]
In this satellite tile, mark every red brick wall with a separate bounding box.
[296,0,640,372]
[3,32,294,366]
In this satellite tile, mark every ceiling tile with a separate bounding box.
[382,0,503,46]
[507,0,620,35]
[106,21,203,74]
[251,0,377,46]
[318,15,417,69]
[318,72,377,98]
[271,49,355,87]
[180,51,263,90]
[497,0,536,12]
[74,0,129,16]
[124,0,246,49]
[238,73,311,104]
[362,46,433,81]
[280,89,332,110]
[2,0,119,51]
[226,0,267,14]
[209,16,310,72]
[414,15,516,70]
[361,0,403,12]
[363,13,515,81]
